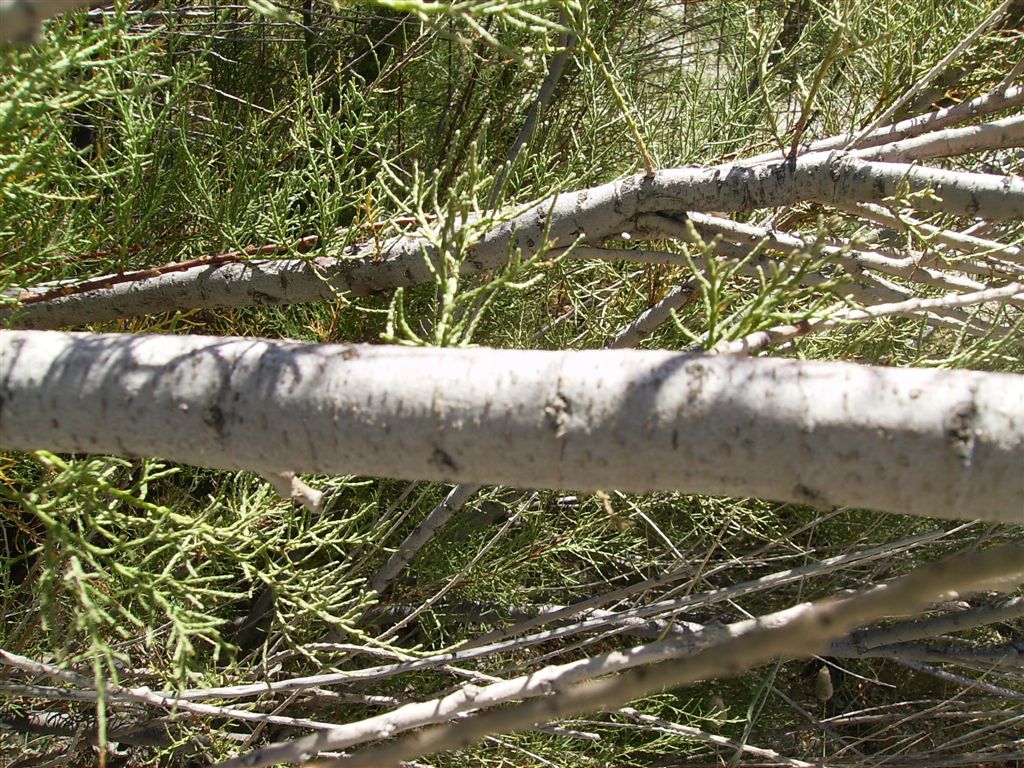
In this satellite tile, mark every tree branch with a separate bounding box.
[6,154,1023,329]
[742,84,1024,165]
[3,331,1021,522]
[309,543,1024,768]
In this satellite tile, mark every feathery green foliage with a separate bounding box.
[1,1,1022,765]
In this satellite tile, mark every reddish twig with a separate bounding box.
[16,235,322,306]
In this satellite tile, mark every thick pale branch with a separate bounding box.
[6,154,1023,329]
[1,331,1021,522]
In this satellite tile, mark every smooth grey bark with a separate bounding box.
[7,152,1024,329]
[2,330,1021,522]
[849,114,1024,163]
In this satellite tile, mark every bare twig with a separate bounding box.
[368,483,481,594]
[260,471,325,514]
[893,657,1024,702]
[837,202,1024,268]
[490,16,576,205]
[308,543,1024,768]
[617,708,820,768]
[712,283,1024,356]
[843,0,1017,150]
[0,650,338,730]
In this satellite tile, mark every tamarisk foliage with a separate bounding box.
[1,2,1023,768]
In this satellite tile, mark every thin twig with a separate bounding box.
[310,543,1024,768]
[712,283,1024,356]
[369,484,481,595]
[843,0,1016,150]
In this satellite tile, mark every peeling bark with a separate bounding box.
[1,330,1020,522]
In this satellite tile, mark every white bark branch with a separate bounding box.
[850,114,1024,164]
[6,154,1023,329]
[2,331,1021,522]
[214,625,716,768]
[573,216,1010,343]
[217,542,1022,768]
[742,85,1024,165]
[0,649,338,731]
[838,201,1024,268]
[842,0,1016,149]
[308,543,1024,768]
[838,596,1024,651]
[712,283,1024,356]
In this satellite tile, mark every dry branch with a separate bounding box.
[712,283,1024,356]
[215,602,836,768]
[1,330,1021,522]
[742,84,1024,164]
[306,543,1024,768]
[216,545,1024,768]
[837,596,1024,651]
[5,153,1023,329]
[368,483,481,594]
[850,114,1024,163]
[143,527,963,706]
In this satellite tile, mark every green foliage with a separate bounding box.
[1,0,1022,765]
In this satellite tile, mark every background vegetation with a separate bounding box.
[1,1,1022,766]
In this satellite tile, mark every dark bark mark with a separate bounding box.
[947,401,978,464]
[204,404,226,437]
[431,446,459,473]
[793,483,829,506]
[544,392,572,438]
